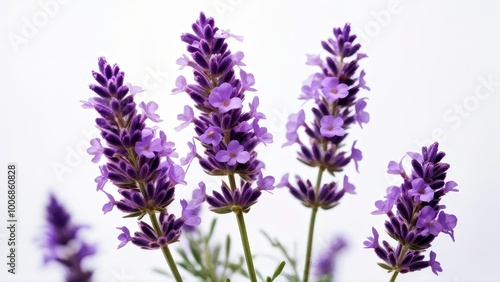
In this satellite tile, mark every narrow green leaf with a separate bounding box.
[377,262,395,272]
[272,261,286,279]
[207,217,217,239]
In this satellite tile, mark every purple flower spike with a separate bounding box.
[41,194,95,282]
[320,115,345,137]
[209,83,242,113]
[85,57,195,257]
[215,140,250,166]
[87,138,104,163]
[367,142,458,277]
[139,101,162,122]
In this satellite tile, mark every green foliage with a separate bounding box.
[261,231,301,282]
[175,218,248,281]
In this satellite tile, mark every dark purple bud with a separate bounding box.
[89,84,110,98]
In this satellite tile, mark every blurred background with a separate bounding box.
[1,0,499,281]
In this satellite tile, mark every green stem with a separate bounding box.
[302,207,318,282]
[228,174,257,282]
[302,167,325,282]
[148,212,183,282]
[389,270,399,282]
[235,210,257,282]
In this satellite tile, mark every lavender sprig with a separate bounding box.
[85,57,204,281]
[40,194,95,282]
[364,142,458,281]
[278,23,369,282]
[174,12,276,282]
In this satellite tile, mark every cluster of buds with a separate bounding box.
[278,23,370,209]
[84,57,202,250]
[365,142,458,276]
[173,12,275,214]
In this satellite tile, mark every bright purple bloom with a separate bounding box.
[80,98,96,109]
[249,96,265,119]
[443,181,459,193]
[159,130,178,159]
[241,69,256,92]
[252,119,273,145]
[416,206,442,236]
[175,105,194,132]
[358,70,370,90]
[200,126,223,147]
[125,83,144,95]
[181,199,201,227]
[437,211,458,241]
[95,165,108,191]
[209,83,242,113]
[215,140,250,166]
[116,226,131,249]
[387,158,405,175]
[180,141,196,166]
[135,129,163,158]
[256,172,275,191]
[408,178,434,203]
[306,54,322,66]
[321,77,349,103]
[283,110,305,147]
[350,140,362,172]
[101,189,116,214]
[176,54,190,69]
[171,75,187,94]
[354,99,370,128]
[342,175,355,194]
[168,164,187,185]
[363,227,379,248]
[87,138,104,163]
[371,186,401,215]
[139,101,162,122]
[320,115,345,137]
[214,29,244,41]
[276,173,290,188]
[429,251,442,275]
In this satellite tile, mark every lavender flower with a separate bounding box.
[85,57,202,280]
[174,12,275,282]
[40,194,95,282]
[175,12,275,213]
[365,142,458,278]
[278,23,369,282]
[280,23,369,210]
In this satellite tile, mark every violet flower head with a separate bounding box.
[40,194,95,282]
[85,57,201,250]
[176,12,274,213]
[365,142,458,276]
[280,23,369,211]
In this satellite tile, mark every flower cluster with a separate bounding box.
[40,194,95,282]
[364,142,458,276]
[278,23,368,209]
[173,12,274,213]
[84,57,202,250]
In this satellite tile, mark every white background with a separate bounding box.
[1,1,499,281]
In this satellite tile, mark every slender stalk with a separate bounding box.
[389,271,399,282]
[302,207,318,282]
[302,167,326,282]
[228,174,257,282]
[148,212,183,282]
